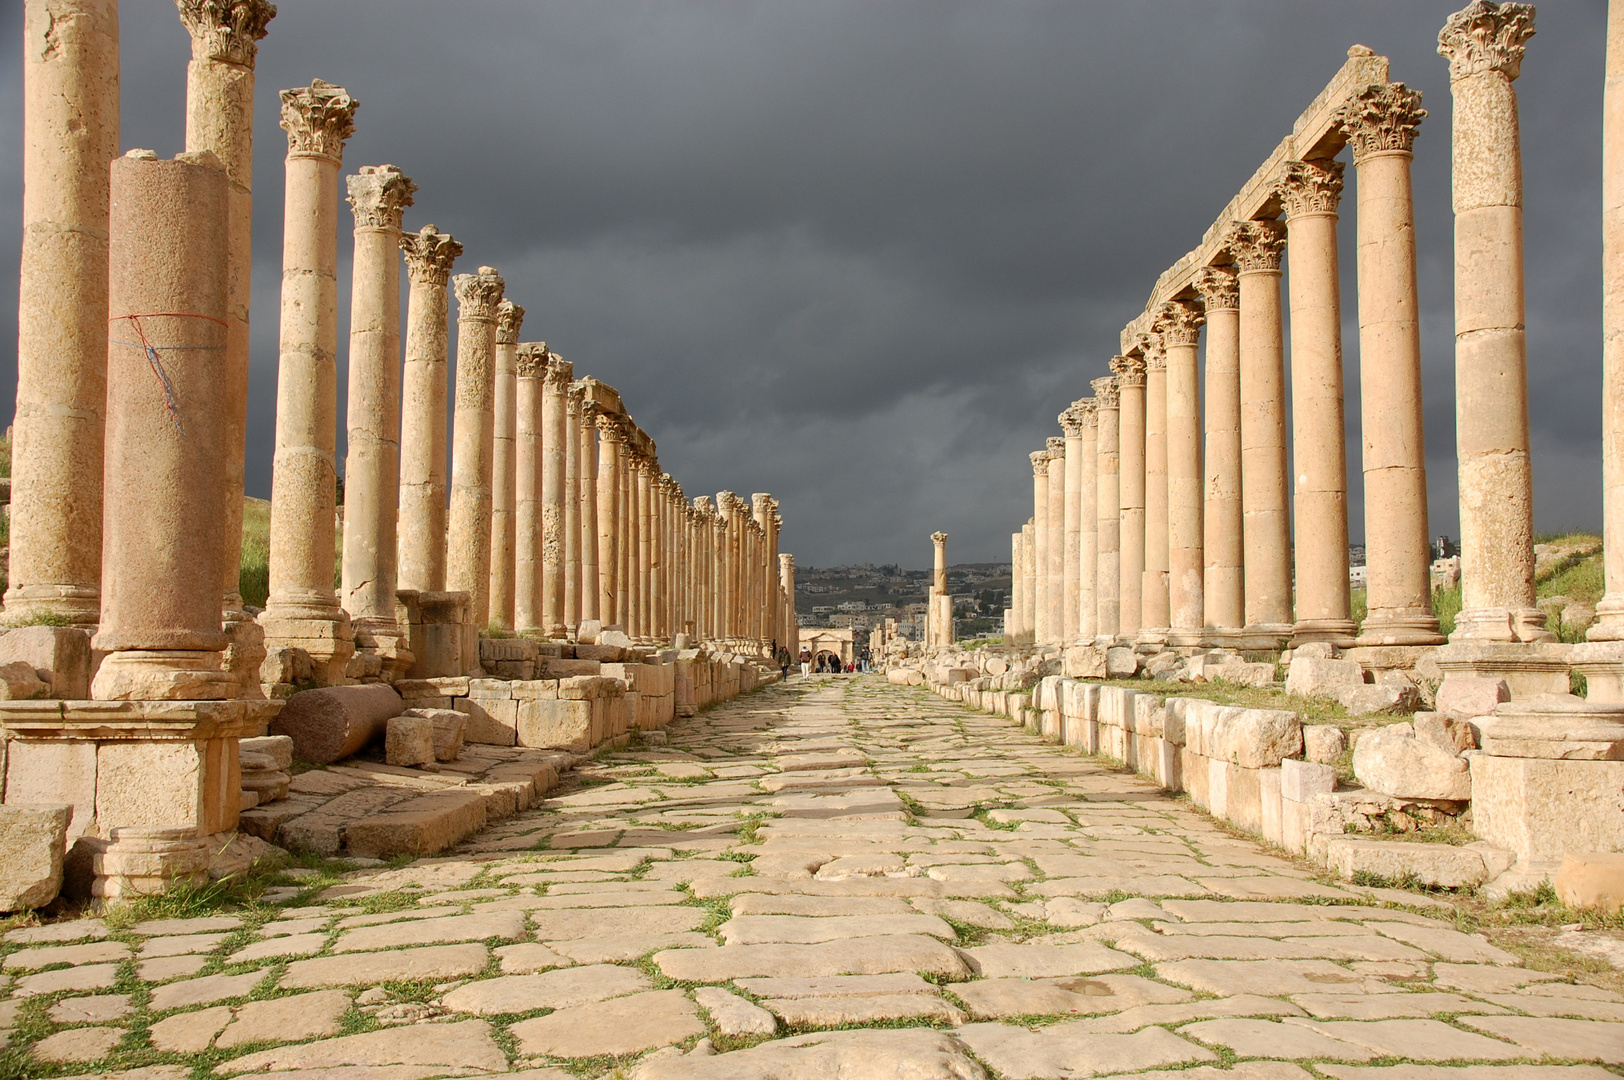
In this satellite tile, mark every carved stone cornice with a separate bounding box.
[401,224,461,287]
[1091,376,1120,409]
[1438,1,1535,81]
[453,266,505,321]
[1153,300,1205,347]
[1030,451,1050,477]
[495,300,526,344]
[1278,158,1345,219]
[543,354,573,388]
[1225,219,1287,274]
[1193,266,1239,312]
[1109,354,1147,388]
[1336,83,1427,162]
[516,342,550,379]
[1136,332,1166,372]
[279,79,357,163]
[177,0,275,67]
[346,165,415,231]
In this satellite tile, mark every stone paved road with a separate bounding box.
[4,675,1623,1079]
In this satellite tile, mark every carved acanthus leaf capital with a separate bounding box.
[1278,158,1345,219]
[453,266,506,321]
[1136,332,1166,372]
[1336,83,1427,162]
[1193,266,1239,312]
[346,165,415,231]
[280,79,357,162]
[543,354,573,387]
[1438,1,1535,81]
[1075,398,1099,427]
[1224,219,1286,273]
[516,342,550,378]
[1046,437,1067,457]
[1030,451,1050,476]
[1058,405,1085,437]
[1153,300,1205,347]
[752,493,773,516]
[177,0,275,67]
[931,532,948,545]
[495,299,526,344]
[1109,354,1146,388]
[401,224,461,287]
[579,398,599,424]
[1091,376,1120,409]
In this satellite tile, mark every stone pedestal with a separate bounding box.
[446,265,506,632]
[1093,377,1121,642]
[1435,640,1571,698]
[398,225,462,593]
[1113,355,1147,640]
[1195,268,1243,645]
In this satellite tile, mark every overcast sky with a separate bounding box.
[0,1,1609,569]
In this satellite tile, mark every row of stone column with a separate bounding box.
[1009,4,1550,664]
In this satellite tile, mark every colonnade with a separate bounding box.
[1007,6,1567,689]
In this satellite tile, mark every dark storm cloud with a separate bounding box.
[0,1,1608,568]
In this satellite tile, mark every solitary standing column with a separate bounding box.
[398,225,462,592]
[1046,437,1067,643]
[1076,400,1099,643]
[1157,301,1206,647]
[489,300,524,631]
[564,386,584,633]
[446,265,506,631]
[1195,267,1244,643]
[263,80,358,685]
[340,164,416,677]
[93,150,235,700]
[930,531,949,646]
[1140,334,1170,646]
[1281,159,1356,647]
[177,0,273,638]
[1031,452,1053,644]
[1593,0,1624,643]
[513,344,546,634]
[1228,218,1293,648]
[1094,377,1121,642]
[1337,84,1444,646]
[9,0,119,626]
[596,414,623,628]
[540,355,572,637]
[579,400,601,626]
[1113,354,1147,639]
[1440,2,1550,644]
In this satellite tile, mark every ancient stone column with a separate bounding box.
[781,553,796,650]
[1280,158,1356,647]
[578,399,601,626]
[1593,0,1624,642]
[755,495,777,644]
[1094,376,1121,642]
[8,0,120,626]
[263,81,357,685]
[617,443,636,630]
[1195,267,1244,643]
[1046,437,1067,644]
[1030,452,1053,644]
[1021,520,1037,643]
[1060,408,1085,643]
[1440,2,1550,644]
[540,354,572,637]
[446,265,506,631]
[489,300,524,631]
[340,165,416,677]
[1228,218,1293,648]
[397,225,461,593]
[635,461,654,639]
[1113,354,1147,639]
[930,531,948,645]
[1337,84,1445,646]
[177,0,274,640]
[1009,532,1025,643]
[596,414,623,628]
[513,343,547,634]
[564,386,583,632]
[1140,333,1170,646]
[1076,400,1100,643]
[1156,302,1206,647]
[93,150,235,700]
[652,475,670,641]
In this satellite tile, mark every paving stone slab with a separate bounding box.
[1292,992,1509,1019]
[148,970,268,1011]
[136,955,207,982]
[31,1026,125,1063]
[960,941,1138,978]
[550,931,717,963]
[229,932,327,962]
[629,1028,988,1080]
[281,943,488,988]
[216,989,352,1049]
[333,910,525,952]
[47,994,133,1024]
[441,964,650,1014]
[1319,1068,1621,1080]
[954,974,1191,1019]
[149,1007,234,1053]
[3,920,108,944]
[212,1018,507,1075]
[1478,993,1624,1021]
[956,1022,1217,1079]
[1180,1018,1380,1061]
[141,932,233,957]
[734,972,936,998]
[1286,1017,1526,1061]
[1366,922,1519,965]
[729,894,914,916]
[718,913,956,944]
[1155,958,1379,996]
[765,992,966,1026]
[1457,1016,1624,1063]
[131,916,244,937]
[694,986,777,1036]
[530,906,703,940]
[3,940,130,969]
[509,989,704,1058]
[1062,995,1309,1034]
[1430,963,1563,994]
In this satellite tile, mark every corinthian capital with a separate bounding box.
[1193,266,1239,312]
[543,354,574,387]
[1153,300,1205,347]
[453,265,505,321]
[1109,354,1146,388]
[401,224,461,287]
[931,531,948,546]
[496,300,526,344]
[1030,451,1051,477]
[1075,398,1099,427]
[1224,219,1286,274]
[280,79,357,162]
[1278,158,1345,219]
[177,0,275,67]
[1045,436,1066,456]
[1136,331,1166,372]
[1059,405,1085,437]
[1091,376,1120,409]
[516,342,549,378]
[346,165,415,231]
[1438,1,1535,81]
[1336,83,1427,162]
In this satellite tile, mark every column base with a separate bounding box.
[352,617,415,682]
[1355,611,1445,647]
[1585,596,1624,642]
[1570,641,1624,703]
[1234,624,1292,652]
[1341,644,1442,676]
[3,583,101,630]
[1198,627,1244,649]
[1165,627,1207,649]
[90,827,212,900]
[261,606,355,687]
[1451,606,1557,645]
[1433,640,1573,698]
[1290,619,1357,649]
[1470,752,1624,869]
[92,650,237,701]
[1479,697,1624,760]
[1136,627,1170,650]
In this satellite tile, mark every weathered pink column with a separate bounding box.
[397,225,461,593]
[339,164,416,678]
[513,343,547,635]
[489,300,524,631]
[1592,0,1624,644]
[1195,267,1244,643]
[578,399,601,626]
[1157,301,1206,648]
[1337,84,1445,646]
[93,150,235,700]
[1281,158,1356,647]
[446,265,506,631]
[540,355,572,637]
[1139,333,1170,647]
[1060,406,1085,643]
[1113,354,1147,640]
[8,0,119,626]
[564,386,584,633]
[1227,219,1293,648]
[1440,1,1550,645]
[596,413,624,628]
[263,81,357,685]
[1030,451,1053,644]
[1093,376,1120,642]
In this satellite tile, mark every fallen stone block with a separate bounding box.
[1336,682,1421,716]
[1208,661,1276,687]
[343,788,488,859]
[270,684,405,764]
[1064,645,1106,680]
[407,708,466,761]
[1105,647,1139,679]
[0,804,71,911]
[385,715,436,767]
[1555,852,1624,914]
[1435,676,1509,719]
[1352,722,1470,801]
[0,626,91,699]
[1325,836,1497,889]
[1303,724,1346,764]
[1222,709,1302,770]
[1414,713,1477,754]
[1286,657,1365,700]
[240,735,294,771]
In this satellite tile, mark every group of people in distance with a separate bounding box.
[780,644,869,677]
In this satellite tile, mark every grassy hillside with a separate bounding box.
[237,497,342,609]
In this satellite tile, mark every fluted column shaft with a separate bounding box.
[1094,377,1120,641]
[1114,356,1147,639]
[1046,439,1066,644]
[488,301,522,631]
[1009,532,1025,642]
[1077,404,1099,642]
[636,463,653,638]
[1061,412,1083,643]
[446,265,506,632]
[1021,522,1036,642]
[1158,304,1205,646]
